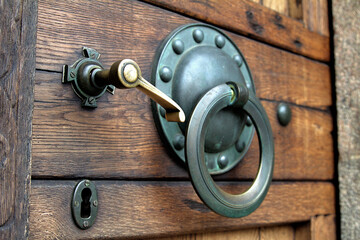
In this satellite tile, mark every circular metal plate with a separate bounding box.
[151,23,255,175]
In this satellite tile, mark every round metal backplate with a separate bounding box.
[151,23,255,175]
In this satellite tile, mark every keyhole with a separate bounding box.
[81,188,92,218]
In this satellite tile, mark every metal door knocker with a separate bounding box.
[151,23,274,217]
[62,23,274,219]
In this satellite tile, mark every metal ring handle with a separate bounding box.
[186,84,274,218]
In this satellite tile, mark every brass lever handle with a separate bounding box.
[62,47,185,122]
[93,59,185,122]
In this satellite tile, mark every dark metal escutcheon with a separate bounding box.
[71,179,98,229]
[151,23,256,174]
[62,47,115,108]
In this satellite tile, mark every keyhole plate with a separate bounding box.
[71,179,98,229]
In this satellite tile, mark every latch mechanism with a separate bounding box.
[62,47,185,122]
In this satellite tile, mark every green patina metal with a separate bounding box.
[71,179,98,230]
[62,47,115,108]
[186,83,274,218]
[151,23,256,175]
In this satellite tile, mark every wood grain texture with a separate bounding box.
[156,228,259,240]
[32,71,333,180]
[260,225,293,240]
[288,0,303,20]
[311,215,336,240]
[29,181,335,240]
[36,0,332,109]
[294,222,311,240]
[250,0,262,4]
[263,0,289,15]
[165,219,336,240]
[0,0,17,227]
[0,0,36,239]
[303,0,329,36]
[142,0,330,61]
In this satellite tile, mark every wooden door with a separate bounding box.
[0,0,335,239]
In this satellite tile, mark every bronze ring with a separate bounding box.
[186,83,274,218]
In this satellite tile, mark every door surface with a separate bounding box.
[0,0,335,239]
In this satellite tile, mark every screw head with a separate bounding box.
[159,66,172,82]
[235,139,246,153]
[74,201,79,207]
[93,200,98,207]
[233,54,243,67]
[193,29,204,43]
[215,35,225,48]
[84,180,90,187]
[172,39,184,54]
[70,71,75,78]
[172,134,185,150]
[277,103,292,126]
[217,155,228,169]
[83,221,89,228]
[88,97,95,105]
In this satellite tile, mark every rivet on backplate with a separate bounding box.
[193,29,204,43]
[233,55,243,67]
[159,66,172,82]
[217,155,228,169]
[215,35,225,48]
[173,134,185,150]
[172,39,184,54]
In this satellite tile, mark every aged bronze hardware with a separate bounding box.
[63,23,274,219]
[151,23,256,175]
[152,23,274,217]
[277,103,292,126]
[62,47,185,122]
[186,83,273,218]
[71,179,98,229]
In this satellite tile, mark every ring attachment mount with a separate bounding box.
[62,48,185,122]
[151,23,256,175]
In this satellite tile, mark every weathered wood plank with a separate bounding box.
[31,71,333,180]
[156,228,259,240]
[250,0,262,4]
[311,215,336,240]
[294,222,311,240]
[0,0,37,239]
[29,181,335,240]
[36,0,332,109]
[260,225,294,240]
[142,0,330,61]
[303,0,329,36]
[288,0,303,20]
[161,219,336,240]
[263,0,289,16]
